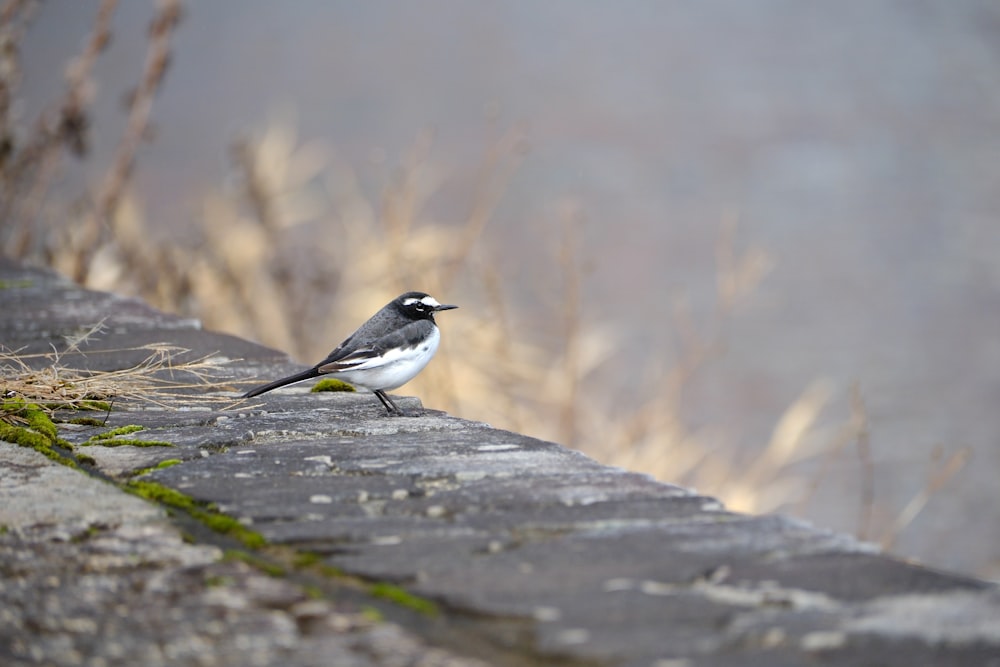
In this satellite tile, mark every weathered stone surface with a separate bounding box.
[0,444,489,667]
[2,257,1000,666]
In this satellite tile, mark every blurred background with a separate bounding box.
[3,1,999,579]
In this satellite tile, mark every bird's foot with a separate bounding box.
[374,390,418,417]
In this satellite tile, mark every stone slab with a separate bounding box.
[2,258,999,666]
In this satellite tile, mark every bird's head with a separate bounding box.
[395,292,458,320]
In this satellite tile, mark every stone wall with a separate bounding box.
[2,256,998,666]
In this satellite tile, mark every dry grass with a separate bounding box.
[0,2,971,555]
[0,337,236,414]
[0,0,182,277]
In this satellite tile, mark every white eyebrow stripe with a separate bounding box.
[403,297,422,306]
[419,296,441,307]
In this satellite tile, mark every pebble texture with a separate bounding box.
[1,257,999,666]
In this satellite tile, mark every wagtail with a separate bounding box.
[242,291,457,415]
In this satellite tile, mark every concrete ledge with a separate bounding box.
[2,256,998,666]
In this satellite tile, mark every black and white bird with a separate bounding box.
[242,291,457,415]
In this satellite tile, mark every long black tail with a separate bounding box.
[242,367,322,398]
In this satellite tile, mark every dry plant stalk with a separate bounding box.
[879,445,972,551]
[1,317,235,411]
[851,384,876,540]
[70,0,182,284]
[0,0,181,283]
[1,342,237,412]
[0,0,113,256]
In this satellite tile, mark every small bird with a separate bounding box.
[242,291,457,415]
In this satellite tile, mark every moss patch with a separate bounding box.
[131,458,184,477]
[0,422,50,449]
[361,606,384,623]
[43,399,113,413]
[83,424,173,448]
[125,479,267,549]
[0,399,81,467]
[70,524,104,543]
[24,406,59,441]
[66,417,106,426]
[91,424,145,438]
[126,479,196,508]
[75,452,97,465]
[311,378,355,393]
[204,574,235,588]
[292,551,323,568]
[291,551,345,578]
[223,549,286,577]
[369,582,438,616]
[85,438,174,448]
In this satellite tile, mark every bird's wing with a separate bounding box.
[316,304,394,364]
[317,321,433,373]
[320,333,356,363]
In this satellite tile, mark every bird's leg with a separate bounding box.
[374,389,406,416]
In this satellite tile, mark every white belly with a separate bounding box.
[334,327,441,391]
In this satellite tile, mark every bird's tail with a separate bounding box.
[242,368,322,398]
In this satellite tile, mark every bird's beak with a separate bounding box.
[434,303,458,312]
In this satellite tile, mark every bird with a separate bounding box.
[241,291,457,415]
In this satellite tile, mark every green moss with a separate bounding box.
[84,438,174,448]
[303,585,325,599]
[42,399,112,413]
[361,606,384,623]
[204,574,234,588]
[8,434,78,467]
[70,525,102,543]
[290,551,345,578]
[201,513,263,547]
[317,563,345,578]
[126,480,267,549]
[368,582,438,616]
[67,417,106,426]
[0,279,33,289]
[0,401,80,468]
[131,458,183,477]
[292,551,323,568]
[127,479,197,509]
[1,396,26,411]
[0,422,50,449]
[8,400,95,450]
[222,549,285,576]
[83,425,173,448]
[24,407,58,441]
[311,378,355,393]
[87,424,144,440]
